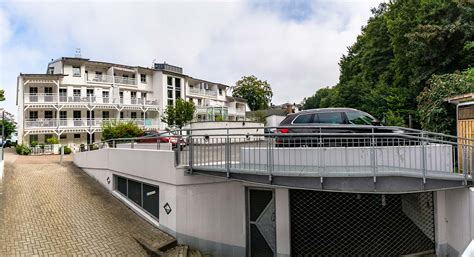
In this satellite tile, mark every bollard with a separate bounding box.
[60,146,64,165]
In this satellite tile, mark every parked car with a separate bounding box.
[137,130,186,150]
[275,108,406,147]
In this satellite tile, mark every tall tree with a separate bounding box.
[233,75,273,111]
[0,89,5,101]
[304,0,473,127]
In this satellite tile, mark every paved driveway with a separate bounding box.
[0,149,174,256]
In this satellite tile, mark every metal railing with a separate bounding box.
[188,87,218,96]
[114,76,136,85]
[83,125,474,184]
[86,74,113,83]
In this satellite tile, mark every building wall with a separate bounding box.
[435,188,474,256]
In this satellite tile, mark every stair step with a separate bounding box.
[188,249,202,257]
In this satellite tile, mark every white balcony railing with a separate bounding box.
[24,118,159,128]
[86,74,113,83]
[188,87,218,97]
[24,94,158,106]
[114,76,136,85]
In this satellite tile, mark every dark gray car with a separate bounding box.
[275,108,405,147]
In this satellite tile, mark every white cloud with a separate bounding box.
[0,0,381,114]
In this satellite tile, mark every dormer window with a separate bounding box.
[72,66,81,77]
[140,74,146,83]
[48,67,54,74]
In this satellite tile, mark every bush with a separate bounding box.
[15,144,31,155]
[63,145,72,154]
[102,120,144,141]
[30,141,38,147]
[46,137,59,144]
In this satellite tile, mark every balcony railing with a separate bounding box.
[188,87,218,97]
[24,118,159,128]
[86,74,113,83]
[24,94,158,106]
[114,76,136,85]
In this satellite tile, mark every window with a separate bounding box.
[131,91,137,99]
[102,91,109,103]
[73,110,81,119]
[29,87,38,94]
[317,112,344,124]
[175,78,181,87]
[219,88,223,96]
[44,111,53,119]
[74,134,81,139]
[59,111,67,119]
[346,111,374,125]
[120,112,124,119]
[167,76,173,86]
[48,67,54,74]
[293,114,313,124]
[102,111,109,119]
[140,74,146,83]
[29,111,38,120]
[59,88,67,95]
[96,71,102,75]
[29,135,38,144]
[73,89,81,96]
[198,99,202,106]
[72,66,81,77]
[131,112,137,119]
[44,87,54,102]
[60,134,67,139]
[142,93,147,100]
[114,175,160,219]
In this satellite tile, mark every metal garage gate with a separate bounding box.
[290,190,435,256]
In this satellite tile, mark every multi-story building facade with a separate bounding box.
[16,57,247,146]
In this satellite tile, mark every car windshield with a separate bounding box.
[346,111,375,125]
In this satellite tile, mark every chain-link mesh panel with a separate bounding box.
[290,190,435,256]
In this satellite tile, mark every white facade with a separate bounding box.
[16,57,248,146]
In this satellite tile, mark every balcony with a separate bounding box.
[24,118,159,129]
[86,74,113,84]
[114,76,136,85]
[24,94,158,106]
[189,87,218,97]
[227,106,246,116]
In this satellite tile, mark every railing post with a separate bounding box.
[267,134,273,182]
[112,140,115,148]
[421,132,427,184]
[189,130,193,174]
[131,140,134,149]
[371,127,376,184]
[225,128,230,178]
[176,129,181,166]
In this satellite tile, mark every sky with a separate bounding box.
[0,0,382,117]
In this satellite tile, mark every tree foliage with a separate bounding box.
[101,120,144,141]
[233,75,273,111]
[417,68,474,135]
[161,98,196,129]
[0,120,16,139]
[0,89,4,101]
[304,0,473,129]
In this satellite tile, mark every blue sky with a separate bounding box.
[0,0,381,117]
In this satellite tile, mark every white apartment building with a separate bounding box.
[16,57,247,146]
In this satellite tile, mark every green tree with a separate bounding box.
[161,98,196,129]
[0,120,16,139]
[308,0,473,127]
[303,87,334,110]
[101,120,144,141]
[233,75,272,111]
[417,68,474,135]
[0,89,4,101]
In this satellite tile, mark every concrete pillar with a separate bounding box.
[275,188,290,257]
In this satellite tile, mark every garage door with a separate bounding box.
[290,190,435,256]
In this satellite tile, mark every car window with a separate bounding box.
[346,111,374,125]
[317,112,344,124]
[293,114,313,124]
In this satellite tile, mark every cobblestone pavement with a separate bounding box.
[0,149,174,256]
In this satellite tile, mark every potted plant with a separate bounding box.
[46,137,61,154]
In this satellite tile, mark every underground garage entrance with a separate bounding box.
[290,190,435,256]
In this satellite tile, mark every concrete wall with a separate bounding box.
[73,149,251,256]
[435,188,474,256]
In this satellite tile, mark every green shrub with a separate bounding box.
[101,120,144,141]
[30,141,38,147]
[15,144,31,155]
[46,137,59,144]
[63,145,72,154]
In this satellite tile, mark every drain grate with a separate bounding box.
[290,190,435,256]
